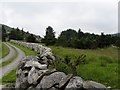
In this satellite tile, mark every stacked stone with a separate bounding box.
[10,40,54,56]
[11,40,108,90]
[15,56,107,90]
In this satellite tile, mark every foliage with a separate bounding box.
[1,25,7,41]
[26,34,36,43]
[64,55,71,64]
[114,37,120,48]
[56,29,118,49]
[57,29,78,47]
[74,54,86,65]
[1,24,119,49]
[9,28,24,40]
[1,24,41,43]
[43,26,56,46]
[55,53,87,75]
[55,55,76,75]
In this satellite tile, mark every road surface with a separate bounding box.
[0,42,15,64]
[0,42,25,78]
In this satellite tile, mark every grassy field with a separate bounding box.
[1,43,10,58]
[1,42,38,84]
[49,46,119,88]
[1,43,119,88]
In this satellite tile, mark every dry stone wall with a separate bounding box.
[10,40,109,90]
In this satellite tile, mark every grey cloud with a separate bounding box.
[0,1,118,37]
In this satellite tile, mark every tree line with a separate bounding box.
[1,25,120,48]
[43,26,120,49]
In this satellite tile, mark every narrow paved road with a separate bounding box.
[0,42,15,64]
[0,42,25,78]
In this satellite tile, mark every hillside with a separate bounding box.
[112,33,120,37]
[0,24,41,42]
[0,24,13,32]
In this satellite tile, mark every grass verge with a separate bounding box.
[0,69,16,84]
[1,43,10,58]
[10,42,38,56]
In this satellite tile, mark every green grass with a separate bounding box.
[1,43,10,58]
[0,69,16,84]
[49,46,119,88]
[1,42,38,84]
[10,42,38,56]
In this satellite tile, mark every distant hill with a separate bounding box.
[111,33,120,37]
[0,24,14,32]
[0,24,41,42]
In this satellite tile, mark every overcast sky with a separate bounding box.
[0,0,119,37]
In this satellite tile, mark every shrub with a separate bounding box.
[64,55,71,64]
[54,54,87,75]
[74,54,86,66]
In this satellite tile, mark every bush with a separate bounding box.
[26,34,36,43]
[75,54,87,65]
[54,54,87,75]
[64,55,71,64]
[55,56,74,74]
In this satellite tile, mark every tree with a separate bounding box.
[9,29,16,40]
[57,29,77,47]
[114,37,120,48]
[9,28,23,40]
[16,27,24,40]
[44,26,56,46]
[2,25,7,41]
[78,28,84,39]
[26,34,36,43]
[98,32,109,48]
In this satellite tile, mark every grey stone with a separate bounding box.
[39,72,66,89]
[35,82,42,89]
[27,86,38,90]
[15,78,20,88]
[83,81,107,90]
[27,86,34,90]
[65,76,84,89]
[16,70,27,88]
[48,87,58,90]
[16,74,29,89]
[25,60,47,70]
[41,52,54,60]
[41,56,48,60]
[59,74,73,88]
[28,67,39,84]
[16,69,22,77]
[51,56,55,61]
